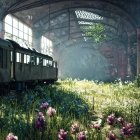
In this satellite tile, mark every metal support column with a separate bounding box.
[0,20,4,38]
[137,28,140,75]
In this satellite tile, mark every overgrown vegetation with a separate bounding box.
[0,79,140,139]
[82,23,107,43]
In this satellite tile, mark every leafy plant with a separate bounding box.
[83,23,107,43]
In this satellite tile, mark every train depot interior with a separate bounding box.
[1,1,140,140]
[0,0,140,81]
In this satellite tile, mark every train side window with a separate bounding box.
[53,61,56,68]
[46,60,49,66]
[37,57,39,65]
[27,55,30,64]
[24,54,27,63]
[0,48,3,68]
[48,60,52,66]
[31,55,35,65]
[43,59,47,66]
[11,51,13,62]
[39,58,43,65]
[16,52,21,63]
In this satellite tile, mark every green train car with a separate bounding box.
[0,38,58,91]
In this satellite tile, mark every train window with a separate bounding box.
[39,58,43,65]
[27,55,30,64]
[16,52,21,62]
[37,57,39,65]
[43,59,47,66]
[11,51,13,62]
[24,54,30,64]
[48,60,52,66]
[45,59,48,66]
[0,48,3,68]
[31,56,35,65]
[24,54,27,63]
[46,60,49,66]
[53,62,56,68]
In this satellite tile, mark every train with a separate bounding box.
[0,38,58,91]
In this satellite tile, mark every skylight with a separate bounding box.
[78,21,93,25]
[75,10,103,20]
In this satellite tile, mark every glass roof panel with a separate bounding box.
[75,10,103,20]
[78,21,93,25]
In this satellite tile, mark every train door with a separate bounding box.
[3,49,7,69]
[0,48,3,68]
[10,51,14,79]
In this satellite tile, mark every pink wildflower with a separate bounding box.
[47,107,56,117]
[6,133,18,140]
[77,131,87,140]
[35,112,45,130]
[71,122,79,134]
[106,131,117,140]
[91,122,101,130]
[40,102,49,109]
[107,114,116,125]
[121,122,133,137]
[58,129,67,140]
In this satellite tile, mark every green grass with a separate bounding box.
[0,79,140,139]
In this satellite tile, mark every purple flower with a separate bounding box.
[35,112,45,130]
[121,122,133,137]
[77,131,87,140]
[91,122,101,130]
[58,129,67,140]
[71,122,79,134]
[6,133,18,140]
[40,102,49,109]
[47,107,56,117]
[106,131,117,140]
[107,114,116,125]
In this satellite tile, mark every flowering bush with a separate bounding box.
[121,122,133,137]
[105,113,134,139]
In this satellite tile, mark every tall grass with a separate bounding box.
[0,79,140,139]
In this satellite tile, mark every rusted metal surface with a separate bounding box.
[15,63,57,81]
[0,38,58,86]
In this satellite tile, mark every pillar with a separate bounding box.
[137,28,140,75]
[0,20,4,38]
[127,35,132,77]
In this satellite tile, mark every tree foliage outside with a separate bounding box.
[83,23,108,43]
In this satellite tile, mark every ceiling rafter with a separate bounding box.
[7,0,135,45]
[0,0,138,50]
[7,0,137,26]
[31,8,124,31]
